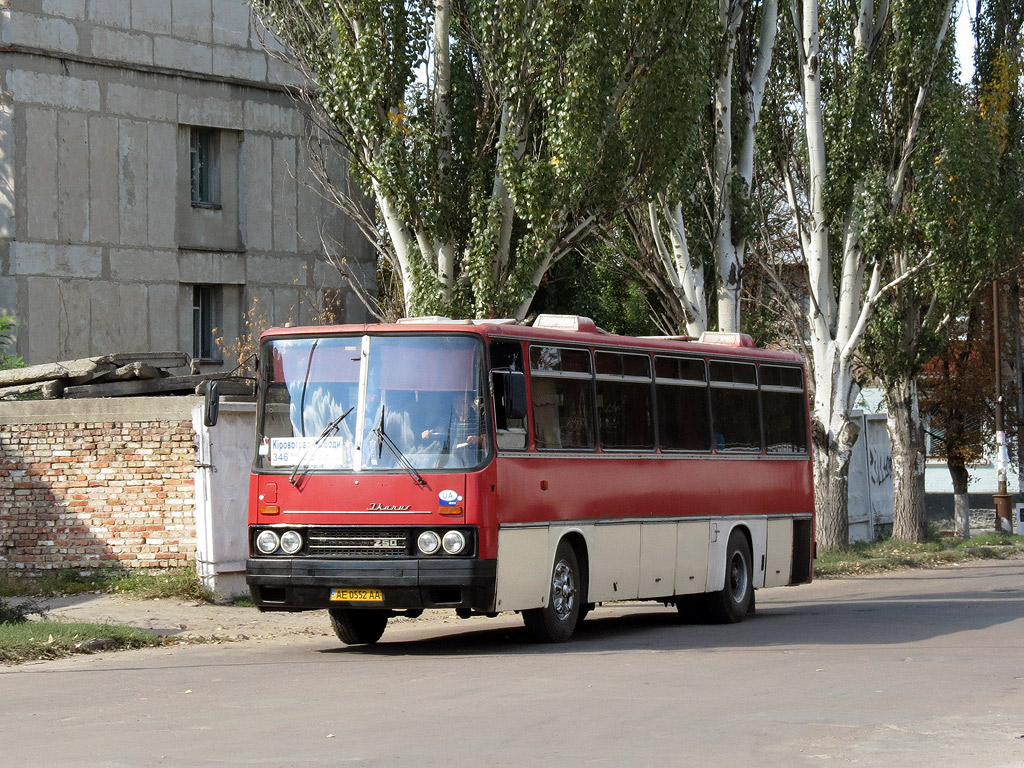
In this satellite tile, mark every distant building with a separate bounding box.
[0,0,373,369]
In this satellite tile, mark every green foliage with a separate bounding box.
[861,0,1024,387]
[0,621,162,664]
[0,567,212,602]
[251,0,713,318]
[531,248,659,336]
[0,315,23,369]
[814,534,1024,577]
[0,596,42,624]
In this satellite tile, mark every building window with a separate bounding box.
[189,127,220,207]
[192,285,221,362]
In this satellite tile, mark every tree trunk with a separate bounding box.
[947,455,970,539]
[887,376,928,541]
[813,440,852,550]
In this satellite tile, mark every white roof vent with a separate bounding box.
[532,314,600,332]
[697,331,756,348]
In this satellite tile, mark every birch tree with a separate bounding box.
[860,0,1024,542]
[251,0,707,320]
[774,0,958,549]
[617,0,779,337]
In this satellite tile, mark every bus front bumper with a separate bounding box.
[246,557,497,613]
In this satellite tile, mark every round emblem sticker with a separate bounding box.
[438,489,460,506]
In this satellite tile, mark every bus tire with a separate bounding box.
[706,530,753,624]
[329,608,388,645]
[523,541,581,643]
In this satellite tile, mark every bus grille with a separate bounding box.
[306,528,409,559]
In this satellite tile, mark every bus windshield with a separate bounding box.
[255,334,489,473]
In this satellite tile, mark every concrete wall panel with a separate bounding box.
[117,119,149,246]
[147,282,180,350]
[10,242,102,278]
[58,111,90,242]
[178,250,246,284]
[247,253,304,287]
[88,115,119,244]
[0,101,15,240]
[242,133,272,250]
[273,285,300,326]
[212,46,266,83]
[147,122,177,247]
[57,278,91,358]
[266,55,305,89]
[172,0,213,43]
[272,136,297,253]
[243,100,301,135]
[117,281,150,351]
[89,280,121,354]
[91,26,154,64]
[24,107,58,240]
[6,69,100,111]
[1,11,79,54]
[89,0,131,28]
[154,36,212,74]
[130,0,171,35]
[177,93,242,130]
[110,248,179,282]
[105,83,176,122]
[25,276,60,362]
[212,0,250,47]
[42,1,87,21]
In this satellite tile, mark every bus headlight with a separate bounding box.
[256,530,280,555]
[280,530,303,554]
[442,530,466,555]
[417,530,441,555]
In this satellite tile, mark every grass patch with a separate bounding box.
[0,566,212,602]
[0,620,163,664]
[815,534,1024,577]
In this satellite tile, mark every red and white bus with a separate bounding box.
[242,315,814,644]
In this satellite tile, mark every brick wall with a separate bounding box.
[0,398,199,572]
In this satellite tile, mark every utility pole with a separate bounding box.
[993,280,1013,533]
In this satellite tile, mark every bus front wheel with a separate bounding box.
[523,541,581,643]
[329,608,388,645]
[706,530,753,624]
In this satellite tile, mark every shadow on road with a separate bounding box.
[320,572,1024,658]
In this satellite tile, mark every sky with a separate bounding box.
[956,0,975,84]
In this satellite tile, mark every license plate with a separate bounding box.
[330,588,384,602]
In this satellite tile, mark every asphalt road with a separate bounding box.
[2,559,1023,768]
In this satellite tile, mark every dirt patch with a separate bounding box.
[24,593,438,642]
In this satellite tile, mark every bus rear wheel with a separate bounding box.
[329,608,388,645]
[523,541,581,643]
[706,530,753,623]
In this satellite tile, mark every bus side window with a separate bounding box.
[529,345,595,451]
[490,341,528,450]
[760,365,809,453]
[709,361,762,452]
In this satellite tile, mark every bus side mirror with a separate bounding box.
[204,380,221,427]
[505,371,527,421]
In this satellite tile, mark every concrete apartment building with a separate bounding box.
[0,0,373,369]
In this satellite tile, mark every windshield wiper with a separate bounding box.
[288,406,355,487]
[372,405,426,486]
